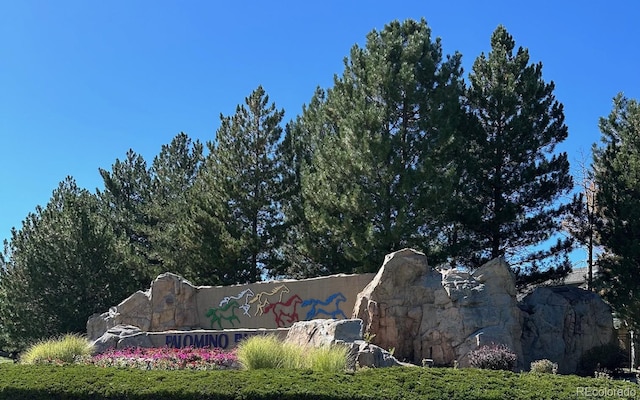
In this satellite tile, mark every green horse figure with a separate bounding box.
[206,300,241,329]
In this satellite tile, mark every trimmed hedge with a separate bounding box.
[0,364,636,400]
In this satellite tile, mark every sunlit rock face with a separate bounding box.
[353,249,523,367]
[353,249,614,373]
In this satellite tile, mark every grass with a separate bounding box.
[0,363,637,399]
[236,334,349,372]
[20,334,94,365]
[308,345,350,372]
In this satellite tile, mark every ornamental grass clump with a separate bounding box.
[236,335,286,369]
[21,334,94,365]
[308,345,349,372]
[236,335,349,372]
[468,343,517,371]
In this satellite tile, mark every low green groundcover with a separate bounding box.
[0,364,637,400]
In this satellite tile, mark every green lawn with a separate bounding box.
[0,364,637,400]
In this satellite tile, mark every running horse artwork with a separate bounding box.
[302,292,348,320]
[249,284,290,316]
[206,300,241,329]
[219,288,255,317]
[263,295,303,327]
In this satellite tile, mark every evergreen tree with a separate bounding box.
[191,86,285,283]
[298,18,466,273]
[0,178,136,349]
[279,88,351,277]
[462,25,575,274]
[148,133,204,276]
[98,150,157,282]
[593,93,640,329]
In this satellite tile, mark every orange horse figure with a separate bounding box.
[263,294,303,327]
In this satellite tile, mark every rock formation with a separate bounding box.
[353,249,523,367]
[88,273,195,340]
[352,248,614,372]
[520,286,613,374]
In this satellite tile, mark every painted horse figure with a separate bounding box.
[219,288,255,316]
[302,292,348,320]
[249,284,290,316]
[206,300,241,329]
[263,294,303,327]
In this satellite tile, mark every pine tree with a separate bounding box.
[593,93,640,329]
[98,150,157,282]
[0,178,137,348]
[461,25,575,274]
[298,18,466,273]
[279,88,355,277]
[148,133,204,275]
[191,86,285,283]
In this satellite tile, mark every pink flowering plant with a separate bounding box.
[78,346,238,370]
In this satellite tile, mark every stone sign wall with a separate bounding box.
[88,248,616,373]
[88,272,375,341]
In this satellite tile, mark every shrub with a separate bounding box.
[577,343,628,377]
[530,359,558,374]
[20,334,93,365]
[468,343,517,371]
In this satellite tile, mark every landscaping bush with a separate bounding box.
[530,359,558,374]
[577,343,628,377]
[20,334,93,365]
[468,343,517,371]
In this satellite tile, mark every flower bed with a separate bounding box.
[78,347,238,370]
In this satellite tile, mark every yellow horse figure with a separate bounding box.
[249,284,290,316]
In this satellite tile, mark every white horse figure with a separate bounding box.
[219,288,255,317]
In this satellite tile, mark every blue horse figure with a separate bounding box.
[302,292,347,320]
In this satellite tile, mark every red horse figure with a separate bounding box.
[264,294,303,327]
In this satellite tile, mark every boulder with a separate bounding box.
[520,286,614,374]
[91,325,152,354]
[87,290,151,341]
[355,341,406,368]
[353,249,523,367]
[285,318,408,369]
[285,319,363,348]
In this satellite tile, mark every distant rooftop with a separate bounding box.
[560,266,598,289]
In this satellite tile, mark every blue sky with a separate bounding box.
[1,1,638,266]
